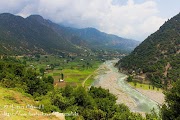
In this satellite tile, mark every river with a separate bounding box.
[92,60,159,113]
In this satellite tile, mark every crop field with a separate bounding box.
[21,55,102,87]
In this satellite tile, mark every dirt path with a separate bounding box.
[82,74,92,87]
[82,65,102,87]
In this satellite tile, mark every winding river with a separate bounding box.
[92,60,159,113]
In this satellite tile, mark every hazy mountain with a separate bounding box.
[0,13,139,55]
[117,13,180,88]
[65,27,139,51]
[0,13,87,55]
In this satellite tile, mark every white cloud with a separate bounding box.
[0,0,167,41]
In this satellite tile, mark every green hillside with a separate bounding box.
[68,27,140,51]
[0,13,139,55]
[0,13,86,55]
[0,87,58,120]
[117,13,180,88]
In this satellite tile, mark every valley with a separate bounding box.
[0,9,179,119]
[92,60,163,113]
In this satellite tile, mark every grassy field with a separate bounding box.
[0,87,58,120]
[84,77,95,87]
[48,68,98,86]
[22,55,102,87]
[128,82,163,91]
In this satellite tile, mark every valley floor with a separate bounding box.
[92,60,165,113]
[135,88,165,105]
[93,63,137,109]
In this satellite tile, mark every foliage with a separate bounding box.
[0,13,138,55]
[127,75,133,82]
[37,86,148,120]
[0,59,54,97]
[118,13,180,88]
[161,79,180,120]
[0,56,162,119]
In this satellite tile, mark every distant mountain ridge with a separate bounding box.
[0,13,139,55]
[67,27,139,50]
[117,13,180,88]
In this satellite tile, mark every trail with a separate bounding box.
[82,74,92,87]
[82,66,101,87]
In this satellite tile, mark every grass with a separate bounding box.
[0,87,58,120]
[21,55,103,87]
[50,68,98,85]
[128,82,163,91]
[84,78,94,87]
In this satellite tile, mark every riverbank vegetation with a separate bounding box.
[128,81,162,91]
[126,75,163,91]
[0,56,179,119]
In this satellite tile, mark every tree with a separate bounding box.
[133,80,137,87]
[39,68,45,76]
[161,79,180,120]
[127,76,133,82]
[51,93,69,110]
[73,86,95,109]
[44,76,54,84]
[62,85,73,97]
[61,73,64,80]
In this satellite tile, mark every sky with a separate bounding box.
[0,0,179,41]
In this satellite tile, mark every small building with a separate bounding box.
[59,79,64,82]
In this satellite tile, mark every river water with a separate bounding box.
[92,60,159,113]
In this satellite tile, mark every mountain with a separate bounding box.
[116,13,180,88]
[0,13,139,55]
[0,13,86,55]
[66,27,139,51]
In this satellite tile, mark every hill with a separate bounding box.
[66,27,139,51]
[0,13,139,55]
[116,13,180,88]
[0,13,86,55]
[0,87,59,120]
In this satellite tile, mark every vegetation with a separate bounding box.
[161,79,180,120]
[0,12,179,120]
[0,57,54,97]
[117,13,180,88]
[22,54,102,86]
[0,13,86,55]
[128,81,162,91]
[0,56,162,120]
[0,13,138,55]
[38,86,148,119]
[0,87,58,120]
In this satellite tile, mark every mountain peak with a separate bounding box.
[26,15,45,22]
[0,13,15,17]
[0,13,139,55]
[0,13,23,19]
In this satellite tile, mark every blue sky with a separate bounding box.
[156,0,180,18]
[0,0,179,41]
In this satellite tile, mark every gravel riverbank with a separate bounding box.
[92,60,164,113]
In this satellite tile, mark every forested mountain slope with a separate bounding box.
[67,27,139,51]
[0,13,86,55]
[0,13,139,55]
[117,13,180,88]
